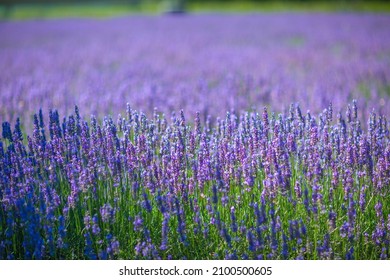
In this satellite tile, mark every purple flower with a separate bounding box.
[84,213,91,230]
[160,213,170,251]
[246,230,255,252]
[92,215,101,236]
[380,248,387,260]
[375,201,383,218]
[133,215,143,232]
[359,186,367,211]
[230,206,238,233]
[294,180,302,198]
[282,234,289,259]
[346,247,354,260]
[100,204,115,223]
[340,222,350,238]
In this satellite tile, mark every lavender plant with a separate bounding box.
[0,102,389,260]
[1,14,390,129]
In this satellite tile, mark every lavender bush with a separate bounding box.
[0,102,389,259]
[1,14,390,127]
[0,13,390,260]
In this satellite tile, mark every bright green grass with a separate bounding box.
[189,1,390,13]
[1,1,390,20]
[0,3,158,20]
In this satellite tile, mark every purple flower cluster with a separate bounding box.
[0,101,389,259]
[1,14,389,130]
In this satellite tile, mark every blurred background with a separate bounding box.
[1,0,390,20]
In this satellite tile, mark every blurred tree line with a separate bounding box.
[0,0,384,18]
[0,0,142,3]
[0,0,372,5]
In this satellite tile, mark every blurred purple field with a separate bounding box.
[1,13,389,126]
[1,13,390,260]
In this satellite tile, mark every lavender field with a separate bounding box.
[0,13,390,260]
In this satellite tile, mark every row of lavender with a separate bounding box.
[1,14,390,129]
[0,102,389,259]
